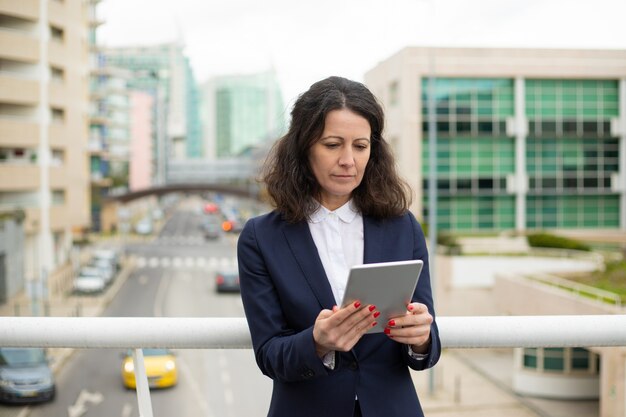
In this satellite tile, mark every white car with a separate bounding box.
[93,248,121,271]
[135,218,153,235]
[73,267,106,294]
[88,258,115,285]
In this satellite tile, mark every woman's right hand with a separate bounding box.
[312,301,379,357]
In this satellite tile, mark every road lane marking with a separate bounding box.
[121,403,133,417]
[178,357,214,417]
[218,352,235,408]
[16,407,30,417]
[67,389,103,417]
[153,271,171,318]
[221,369,231,385]
[223,388,234,406]
[133,256,238,269]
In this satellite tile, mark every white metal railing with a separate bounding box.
[2,315,626,416]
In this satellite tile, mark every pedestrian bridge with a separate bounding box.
[1,315,625,417]
[105,182,263,204]
[105,157,264,203]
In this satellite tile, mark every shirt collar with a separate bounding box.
[308,200,359,224]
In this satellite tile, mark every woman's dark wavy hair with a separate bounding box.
[262,76,412,223]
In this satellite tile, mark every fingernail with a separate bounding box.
[373,311,381,318]
[354,301,361,308]
[407,304,414,311]
[388,319,395,327]
[368,305,376,312]
[372,322,377,327]
[384,327,391,335]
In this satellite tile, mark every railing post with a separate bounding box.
[132,348,154,417]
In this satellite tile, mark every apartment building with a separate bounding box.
[0,0,90,283]
[102,43,202,168]
[365,47,626,234]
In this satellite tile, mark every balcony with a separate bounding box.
[0,163,39,190]
[0,0,38,20]
[0,73,39,105]
[0,117,38,147]
[0,29,38,62]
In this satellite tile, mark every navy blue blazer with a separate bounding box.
[237,210,440,417]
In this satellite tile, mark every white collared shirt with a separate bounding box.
[308,201,428,369]
[307,200,363,305]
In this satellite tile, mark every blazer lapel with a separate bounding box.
[282,221,336,309]
[363,216,385,264]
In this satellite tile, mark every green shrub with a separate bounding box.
[527,232,591,252]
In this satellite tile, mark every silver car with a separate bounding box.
[74,266,106,294]
[0,348,56,404]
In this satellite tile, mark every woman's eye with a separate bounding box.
[324,143,340,149]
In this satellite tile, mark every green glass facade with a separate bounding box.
[422,77,621,232]
[525,79,619,229]
[213,72,286,158]
[422,78,516,231]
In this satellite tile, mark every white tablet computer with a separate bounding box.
[340,260,423,333]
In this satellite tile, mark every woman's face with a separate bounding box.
[309,108,371,210]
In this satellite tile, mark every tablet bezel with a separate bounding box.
[340,260,423,333]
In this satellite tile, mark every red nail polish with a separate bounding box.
[354,301,361,309]
[407,304,414,311]
[384,328,391,335]
[368,305,376,312]
[373,311,380,318]
[372,322,377,327]
[388,319,395,327]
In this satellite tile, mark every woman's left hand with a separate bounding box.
[383,302,433,354]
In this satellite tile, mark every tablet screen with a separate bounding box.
[340,260,423,333]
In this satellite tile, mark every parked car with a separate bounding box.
[215,271,240,293]
[73,266,106,294]
[121,349,177,389]
[0,348,56,404]
[135,217,153,235]
[88,257,115,285]
[93,248,121,271]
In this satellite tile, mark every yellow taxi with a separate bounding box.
[121,349,178,389]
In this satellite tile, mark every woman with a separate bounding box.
[237,76,440,417]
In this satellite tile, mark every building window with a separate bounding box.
[51,107,65,123]
[52,190,65,205]
[50,25,64,42]
[522,347,599,374]
[543,348,565,371]
[50,66,64,83]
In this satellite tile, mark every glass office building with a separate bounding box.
[366,48,626,233]
[202,70,286,159]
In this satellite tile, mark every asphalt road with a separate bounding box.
[4,199,273,417]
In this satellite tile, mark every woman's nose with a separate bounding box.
[338,147,355,166]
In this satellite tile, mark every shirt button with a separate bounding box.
[348,361,358,371]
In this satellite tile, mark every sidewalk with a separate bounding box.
[413,351,542,417]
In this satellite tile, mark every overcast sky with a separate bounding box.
[98,0,626,108]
